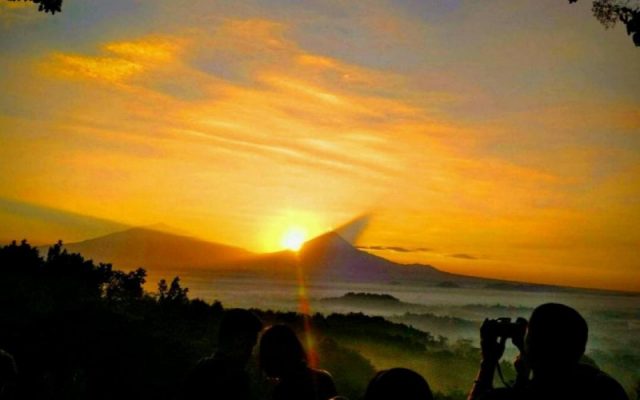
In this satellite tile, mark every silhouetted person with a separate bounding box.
[183,309,263,400]
[0,349,17,400]
[259,324,337,400]
[364,368,433,400]
[468,303,628,400]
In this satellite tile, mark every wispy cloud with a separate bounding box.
[32,21,445,192]
[357,245,433,254]
[449,253,479,260]
[42,36,184,84]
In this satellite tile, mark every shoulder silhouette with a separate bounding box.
[523,303,628,400]
[259,324,337,400]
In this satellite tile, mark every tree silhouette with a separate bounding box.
[158,276,189,304]
[570,0,640,46]
[0,241,205,399]
[104,266,147,301]
[44,240,111,300]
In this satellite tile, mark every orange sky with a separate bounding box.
[1,0,639,291]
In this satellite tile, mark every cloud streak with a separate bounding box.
[357,245,433,254]
[449,253,479,260]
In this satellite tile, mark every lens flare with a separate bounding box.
[294,253,318,369]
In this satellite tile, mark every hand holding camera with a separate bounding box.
[479,317,527,365]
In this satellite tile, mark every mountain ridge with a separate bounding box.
[49,226,254,271]
[31,226,640,296]
[39,227,459,284]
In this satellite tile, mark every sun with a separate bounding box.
[281,227,307,251]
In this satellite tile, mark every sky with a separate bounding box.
[1,0,639,291]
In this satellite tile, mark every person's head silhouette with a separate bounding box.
[217,309,263,365]
[525,303,588,376]
[364,368,433,400]
[259,324,307,379]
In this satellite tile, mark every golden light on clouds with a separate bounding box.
[1,1,639,291]
[42,36,184,84]
[48,53,142,82]
[104,38,182,63]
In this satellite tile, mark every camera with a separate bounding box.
[481,317,527,343]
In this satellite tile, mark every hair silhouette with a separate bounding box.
[218,308,263,355]
[259,324,308,378]
[525,302,588,372]
[364,368,433,400]
[259,324,337,400]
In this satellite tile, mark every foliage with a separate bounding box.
[433,390,468,400]
[341,292,400,302]
[324,312,437,346]
[158,277,189,305]
[104,266,147,302]
[570,0,640,45]
[0,240,215,399]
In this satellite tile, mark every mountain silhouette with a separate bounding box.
[297,232,478,284]
[56,226,254,271]
[33,226,635,294]
[41,226,530,288]
[45,227,463,284]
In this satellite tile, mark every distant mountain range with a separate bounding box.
[53,227,254,271]
[42,226,475,285]
[33,226,637,295]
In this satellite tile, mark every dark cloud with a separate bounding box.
[357,245,433,253]
[358,245,481,260]
[449,253,478,260]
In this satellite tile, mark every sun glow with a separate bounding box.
[281,227,307,251]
